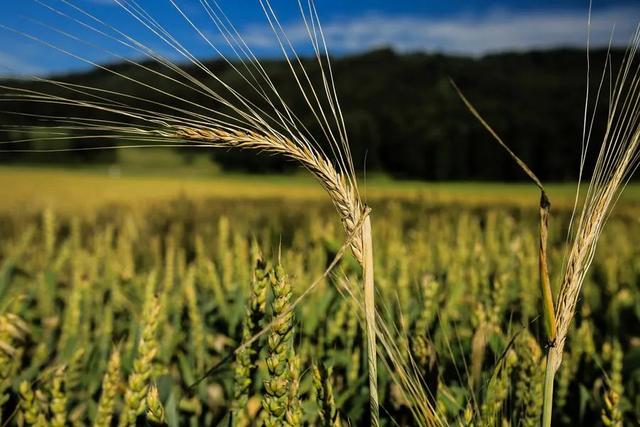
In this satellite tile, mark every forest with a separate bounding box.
[0,47,622,181]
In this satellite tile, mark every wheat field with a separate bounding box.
[0,184,639,425]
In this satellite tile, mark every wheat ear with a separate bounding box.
[175,126,365,260]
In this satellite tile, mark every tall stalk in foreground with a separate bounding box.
[454,26,640,427]
[0,1,379,424]
[542,28,640,427]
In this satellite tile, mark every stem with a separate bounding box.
[362,215,379,427]
[538,195,557,343]
[542,349,559,427]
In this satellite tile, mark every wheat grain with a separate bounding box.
[184,266,207,372]
[0,314,28,421]
[286,354,303,425]
[415,275,439,335]
[313,363,341,427]
[49,367,68,427]
[514,332,543,427]
[145,384,166,425]
[481,349,517,426]
[601,341,624,427]
[19,380,47,427]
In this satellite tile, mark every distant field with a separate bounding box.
[1,165,639,214]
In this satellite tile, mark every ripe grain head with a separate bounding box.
[551,26,640,370]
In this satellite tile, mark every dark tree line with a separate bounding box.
[0,48,623,181]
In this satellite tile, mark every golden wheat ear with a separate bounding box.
[546,23,640,420]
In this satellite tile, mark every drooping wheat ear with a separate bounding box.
[94,347,122,427]
[175,127,365,261]
[542,26,640,427]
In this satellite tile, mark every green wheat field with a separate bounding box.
[0,165,639,426]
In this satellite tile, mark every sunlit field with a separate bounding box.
[3,164,640,214]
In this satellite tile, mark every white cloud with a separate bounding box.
[236,6,640,55]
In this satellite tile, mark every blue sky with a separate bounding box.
[0,0,639,76]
